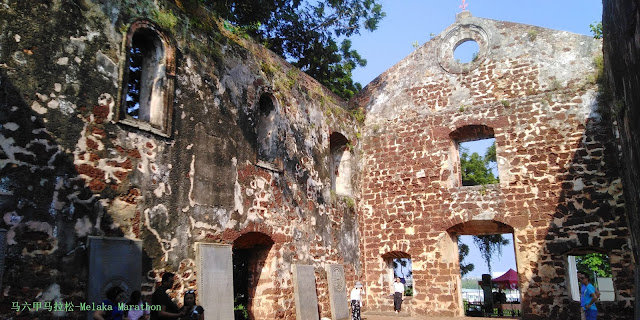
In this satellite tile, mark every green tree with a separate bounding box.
[204,0,385,98]
[576,253,611,278]
[473,234,510,275]
[459,142,499,186]
[458,239,475,277]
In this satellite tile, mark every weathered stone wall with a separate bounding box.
[354,12,635,319]
[602,1,640,319]
[0,0,362,319]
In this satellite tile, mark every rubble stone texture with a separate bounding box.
[0,1,361,319]
[0,1,636,319]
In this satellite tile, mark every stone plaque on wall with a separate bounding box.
[292,264,320,320]
[325,264,349,320]
[196,243,234,320]
[87,237,142,319]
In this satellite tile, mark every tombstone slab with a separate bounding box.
[325,264,349,320]
[292,264,320,320]
[196,243,234,320]
[87,237,142,319]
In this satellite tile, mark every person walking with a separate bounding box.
[350,281,364,320]
[393,277,404,313]
[579,271,598,320]
[151,272,187,320]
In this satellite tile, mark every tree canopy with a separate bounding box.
[459,142,499,186]
[473,234,510,275]
[204,0,385,99]
[576,253,611,278]
[458,239,475,277]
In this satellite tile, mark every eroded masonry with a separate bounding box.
[0,1,637,320]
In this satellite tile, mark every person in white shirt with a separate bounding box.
[393,277,404,313]
[350,281,364,320]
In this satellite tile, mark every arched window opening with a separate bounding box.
[256,93,282,171]
[120,20,175,136]
[567,250,615,302]
[449,125,499,187]
[330,132,352,196]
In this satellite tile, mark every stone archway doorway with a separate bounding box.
[232,232,274,320]
[448,220,520,318]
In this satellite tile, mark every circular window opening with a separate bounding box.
[453,40,479,64]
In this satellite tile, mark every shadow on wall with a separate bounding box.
[524,98,634,319]
[0,70,157,318]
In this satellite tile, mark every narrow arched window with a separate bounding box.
[330,132,352,196]
[256,93,282,171]
[119,20,175,136]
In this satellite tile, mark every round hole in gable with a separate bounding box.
[453,39,479,64]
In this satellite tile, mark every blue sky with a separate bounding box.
[350,0,603,86]
[348,0,603,279]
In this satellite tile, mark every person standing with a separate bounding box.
[151,272,186,320]
[393,277,404,313]
[350,281,364,320]
[579,271,598,320]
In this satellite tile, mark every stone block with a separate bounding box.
[292,264,320,320]
[325,264,349,320]
[87,236,142,319]
[196,243,234,320]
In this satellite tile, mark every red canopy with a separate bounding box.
[492,269,519,289]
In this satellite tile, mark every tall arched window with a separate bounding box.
[330,132,352,196]
[119,20,175,136]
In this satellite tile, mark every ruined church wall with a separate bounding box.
[354,14,634,319]
[0,0,362,319]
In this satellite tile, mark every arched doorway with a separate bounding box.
[232,232,274,320]
[448,220,520,317]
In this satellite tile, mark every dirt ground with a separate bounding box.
[361,312,514,320]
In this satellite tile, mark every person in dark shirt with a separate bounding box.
[151,272,186,320]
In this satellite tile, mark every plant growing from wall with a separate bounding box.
[590,21,602,39]
[152,9,178,32]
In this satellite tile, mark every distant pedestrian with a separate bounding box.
[578,271,598,320]
[350,281,364,320]
[393,277,404,313]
